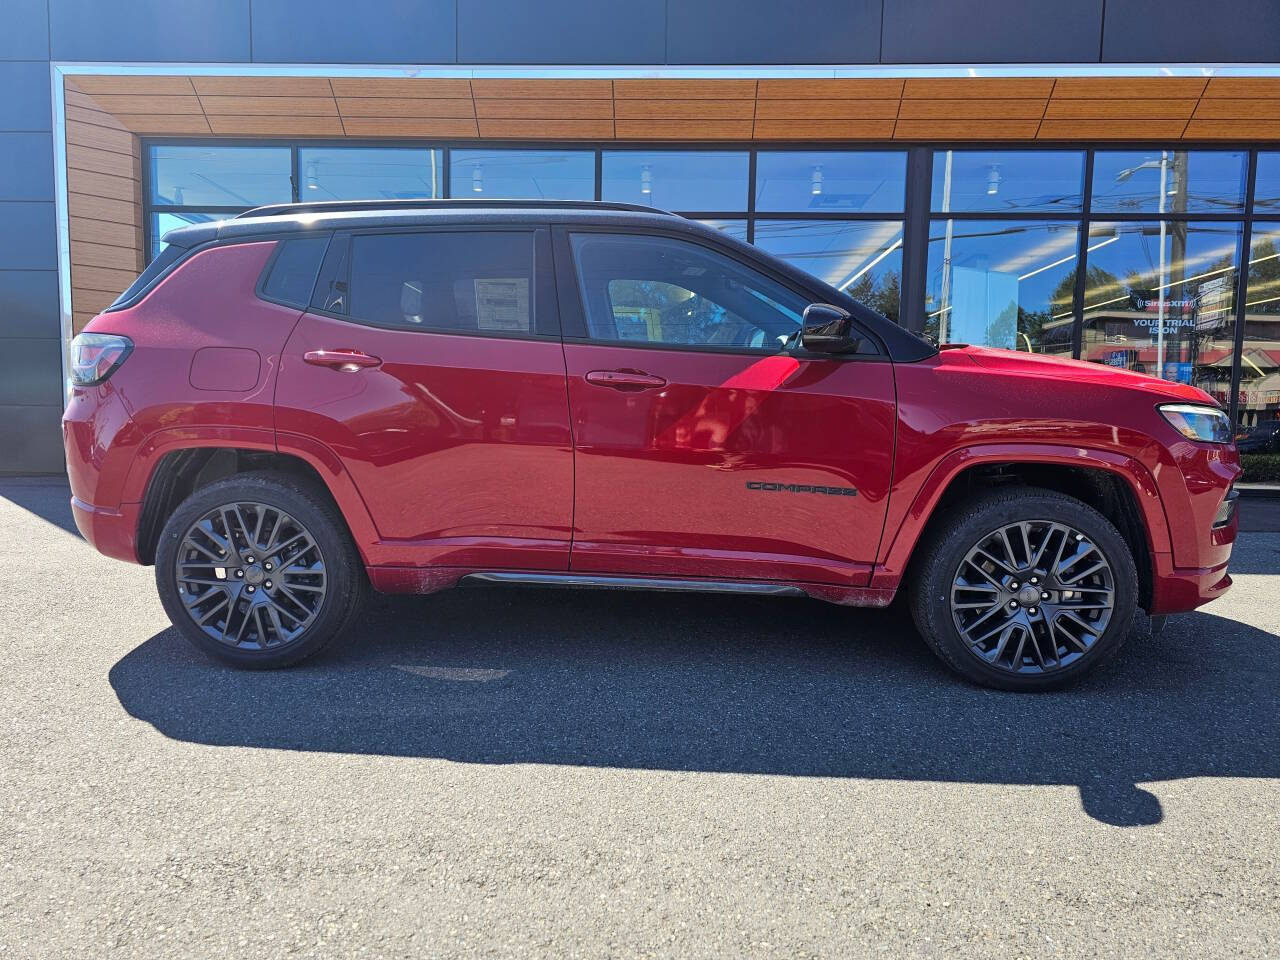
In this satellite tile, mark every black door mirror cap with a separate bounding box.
[800,302,859,354]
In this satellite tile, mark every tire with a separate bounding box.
[155,471,367,668]
[908,486,1137,692]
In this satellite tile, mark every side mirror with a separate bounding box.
[799,303,859,354]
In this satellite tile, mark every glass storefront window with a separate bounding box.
[755,151,906,212]
[299,147,440,200]
[697,219,749,243]
[931,150,1084,214]
[1252,153,1280,214]
[1091,151,1247,214]
[601,151,749,210]
[1239,222,1280,429]
[1080,221,1241,399]
[150,211,220,258]
[754,220,903,323]
[128,140,1275,425]
[149,145,292,207]
[924,220,1078,354]
[449,149,593,200]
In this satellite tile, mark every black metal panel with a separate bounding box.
[0,338,63,406]
[0,201,56,270]
[0,0,48,60]
[0,270,59,339]
[251,0,456,64]
[667,0,880,65]
[1103,0,1280,62]
[458,0,664,64]
[882,0,1104,64]
[900,148,932,335]
[0,62,51,132]
[0,133,54,201]
[0,404,64,474]
[49,0,250,62]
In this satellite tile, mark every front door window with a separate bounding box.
[569,232,808,352]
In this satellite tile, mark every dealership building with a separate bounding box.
[4,0,1280,472]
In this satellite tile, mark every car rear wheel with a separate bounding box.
[155,472,366,668]
[909,487,1138,691]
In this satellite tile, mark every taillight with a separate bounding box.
[69,333,133,386]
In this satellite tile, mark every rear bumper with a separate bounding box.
[70,495,143,564]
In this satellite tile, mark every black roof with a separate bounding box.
[158,199,936,363]
[236,198,667,219]
[160,199,686,250]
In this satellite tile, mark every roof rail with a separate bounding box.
[235,197,671,219]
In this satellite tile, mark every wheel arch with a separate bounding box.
[133,434,378,567]
[881,445,1171,612]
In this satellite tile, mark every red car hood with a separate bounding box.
[945,344,1217,405]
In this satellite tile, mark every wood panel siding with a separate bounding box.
[64,82,144,332]
[338,97,478,119]
[329,77,472,98]
[754,99,899,120]
[477,119,615,139]
[58,70,1280,335]
[473,99,612,120]
[754,119,896,140]
[190,76,335,97]
[340,118,480,137]
[756,78,904,100]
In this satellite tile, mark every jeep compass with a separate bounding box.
[63,199,1241,690]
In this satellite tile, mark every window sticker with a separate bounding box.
[474,278,530,332]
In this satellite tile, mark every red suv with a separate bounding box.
[63,200,1240,690]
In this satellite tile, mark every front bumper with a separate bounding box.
[1149,553,1233,615]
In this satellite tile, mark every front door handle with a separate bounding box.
[303,349,382,372]
[584,369,667,391]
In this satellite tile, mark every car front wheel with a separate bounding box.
[909,487,1138,691]
[154,472,366,668]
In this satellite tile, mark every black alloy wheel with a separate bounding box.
[173,500,327,650]
[949,519,1116,674]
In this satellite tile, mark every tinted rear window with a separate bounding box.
[260,236,329,308]
[345,231,536,334]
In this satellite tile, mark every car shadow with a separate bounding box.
[0,476,80,537]
[109,585,1280,827]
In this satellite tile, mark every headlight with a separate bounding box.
[1158,403,1231,444]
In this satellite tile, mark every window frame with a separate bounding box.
[306,224,560,342]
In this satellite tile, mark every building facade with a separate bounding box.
[5,0,1280,472]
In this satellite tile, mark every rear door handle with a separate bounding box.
[584,369,667,390]
[303,349,382,371]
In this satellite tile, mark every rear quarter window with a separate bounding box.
[259,236,330,308]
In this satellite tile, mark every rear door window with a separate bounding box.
[342,230,539,336]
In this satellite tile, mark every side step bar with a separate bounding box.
[460,571,806,597]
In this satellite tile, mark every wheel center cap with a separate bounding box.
[1016,585,1040,606]
[244,565,265,586]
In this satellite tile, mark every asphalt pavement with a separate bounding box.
[1,477,1277,958]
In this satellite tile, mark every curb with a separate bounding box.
[1237,484,1280,500]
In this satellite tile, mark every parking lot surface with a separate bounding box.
[2,477,1277,958]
